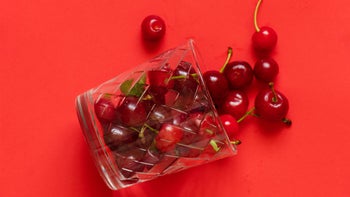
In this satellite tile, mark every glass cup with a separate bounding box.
[75,39,237,190]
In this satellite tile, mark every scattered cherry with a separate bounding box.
[254,83,291,125]
[223,61,254,89]
[141,15,166,41]
[220,90,249,120]
[219,114,239,139]
[203,70,229,106]
[252,26,277,54]
[252,0,277,54]
[254,58,279,82]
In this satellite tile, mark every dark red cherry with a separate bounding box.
[147,69,174,89]
[94,94,116,123]
[254,83,290,124]
[254,58,279,82]
[103,124,138,151]
[220,90,249,120]
[203,70,229,106]
[116,96,147,127]
[141,15,166,41]
[252,26,277,53]
[115,148,146,178]
[223,61,254,89]
[219,114,239,139]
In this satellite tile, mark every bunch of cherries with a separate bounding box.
[202,0,291,141]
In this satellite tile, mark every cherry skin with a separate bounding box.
[103,124,138,152]
[115,96,148,127]
[94,94,116,123]
[223,61,254,89]
[203,70,229,106]
[254,84,290,123]
[254,58,279,82]
[220,90,249,120]
[147,69,174,89]
[219,114,239,139]
[141,15,166,41]
[252,26,277,54]
[155,123,184,152]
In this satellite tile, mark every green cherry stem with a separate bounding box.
[230,140,242,145]
[237,107,256,123]
[169,73,198,80]
[219,47,233,73]
[254,0,263,32]
[144,124,159,134]
[269,82,278,103]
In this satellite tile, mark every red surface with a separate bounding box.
[1,0,350,196]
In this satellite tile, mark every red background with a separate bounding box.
[1,0,350,196]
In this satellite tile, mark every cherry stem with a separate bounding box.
[254,0,263,32]
[144,124,159,134]
[269,82,278,103]
[237,107,256,123]
[219,47,233,73]
[230,140,241,145]
[169,73,198,80]
[282,118,292,127]
[209,139,221,152]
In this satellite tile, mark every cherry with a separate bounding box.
[155,123,184,152]
[94,94,116,123]
[254,58,279,82]
[252,0,277,54]
[147,69,174,89]
[115,148,146,178]
[220,90,249,120]
[203,70,229,106]
[252,26,277,54]
[254,83,291,125]
[223,61,254,89]
[172,61,197,93]
[103,124,138,152]
[141,15,166,41]
[115,96,148,127]
[147,69,175,104]
[219,114,239,139]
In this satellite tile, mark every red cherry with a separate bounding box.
[252,0,277,54]
[155,123,184,152]
[203,70,229,106]
[254,83,291,125]
[223,61,254,89]
[147,69,174,89]
[254,58,279,82]
[141,15,166,41]
[252,26,277,53]
[94,94,116,122]
[219,114,238,139]
[220,90,249,120]
[116,96,147,127]
[103,124,138,152]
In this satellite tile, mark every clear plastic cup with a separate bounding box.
[75,39,237,190]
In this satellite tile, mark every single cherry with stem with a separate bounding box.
[203,47,233,106]
[254,82,291,126]
[252,0,278,54]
